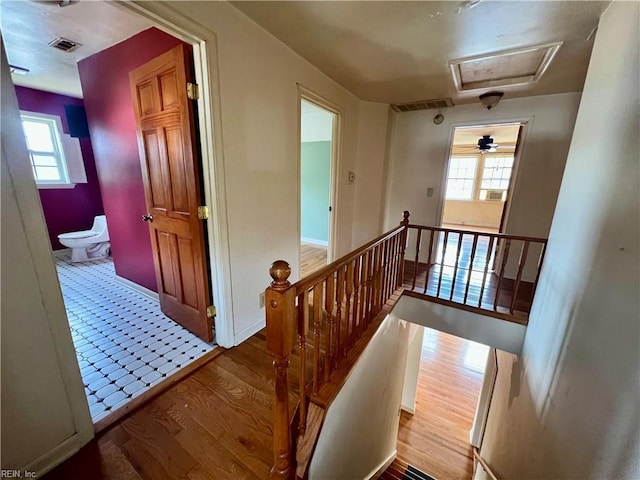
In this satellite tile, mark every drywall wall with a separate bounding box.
[1,43,93,475]
[477,3,640,478]
[443,200,504,229]
[78,27,185,293]
[401,323,424,414]
[309,314,411,479]
[395,295,526,355]
[301,100,333,142]
[149,1,383,344]
[384,93,580,237]
[15,86,104,250]
[301,141,331,244]
[352,101,391,247]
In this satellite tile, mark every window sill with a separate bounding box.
[37,183,77,190]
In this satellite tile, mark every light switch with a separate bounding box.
[427,187,434,197]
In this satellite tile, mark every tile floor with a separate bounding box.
[55,253,215,423]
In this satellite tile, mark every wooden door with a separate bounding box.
[130,44,213,342]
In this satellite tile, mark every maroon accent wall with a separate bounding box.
[15,86,105,250]
[78,27,185,293]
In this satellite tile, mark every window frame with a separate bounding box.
[445,153,515,202]
[20,111,72,187]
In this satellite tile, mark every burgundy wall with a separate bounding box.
[15,86,105,250]
[78,27,185,293]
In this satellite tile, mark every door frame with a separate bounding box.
[435,117,533,233]
[114,1,234,347]
[297,84,343,272]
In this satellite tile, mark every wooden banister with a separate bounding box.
[265,212,411,478]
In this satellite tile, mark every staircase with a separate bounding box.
[380,457,437,480]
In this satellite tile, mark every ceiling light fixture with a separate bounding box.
[479,91,504,110]
[9,65,30,75]
[456,0,483,14]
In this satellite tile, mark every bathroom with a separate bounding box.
[5,1,217,427]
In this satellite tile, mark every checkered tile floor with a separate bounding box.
[55,253,215,423]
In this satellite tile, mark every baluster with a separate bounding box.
[436,230,449,297]
[382,239,392,303]
[373,244,383,312]
[352,257,362,339]
[265,261,296,479]
[360,251,370,330]
[363,249,373,327]
[493,239,511,311]
[297,291,309,435]
[411,229,422,290]
[344,262,354,352]
[510,241,530,314]
[392,234,401,294]
[424,229,435,295]
[312,281,323,394]
[334,266,345,368]
[449,232,464,301]
[478,236,495,308]
[398,210,410,287]
[324,273,335,381]
[463,233,479,305]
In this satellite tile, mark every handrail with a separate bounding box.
[403,224,547,319]
[265,211,411,479]
[473,447,499,480]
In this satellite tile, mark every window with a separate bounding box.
[479,156,513,200]
[445,156,477,200]
[20,113,69,184]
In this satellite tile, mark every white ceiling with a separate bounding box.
[232,1,609,105]
[453,124,521,146]
[0,0,151,98]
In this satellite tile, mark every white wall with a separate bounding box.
[395,295,526,355]
[352,101,391,247]
[309,314,411,479]
[1,41,93,475]
[477,3,640,478]
[384,93,581,239]
[156,2,387,344]
[301,101,334,142]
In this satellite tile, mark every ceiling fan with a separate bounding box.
[477,135,499,153]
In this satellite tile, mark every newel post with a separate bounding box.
[266,260,297,480]
[398,211,410,287]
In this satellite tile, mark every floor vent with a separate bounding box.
[390,98,454,113]
[48,37,81,53]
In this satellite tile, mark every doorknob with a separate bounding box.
[141,214,153,222]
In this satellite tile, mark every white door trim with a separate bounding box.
[113,1,234,347]
[297,84,343,272]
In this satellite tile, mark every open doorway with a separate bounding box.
[441,123,524,233]
[2,0,221,427]
[299,94,339,277]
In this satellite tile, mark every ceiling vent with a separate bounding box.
[48,37,81,53]
[390,98,455,113]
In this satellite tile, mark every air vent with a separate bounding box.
[48,37,81,53]
[390,98,454,113]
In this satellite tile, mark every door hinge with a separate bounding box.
[206,305,216,318]
[197,205,209,220]
[187,82,199,100]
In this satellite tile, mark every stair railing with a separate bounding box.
[265,211,410,479]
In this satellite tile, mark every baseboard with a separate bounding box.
[401,404,416,415]
[114,275,159,301]
[234,318,265,346]
[301,237,329,247]
[366,450,397,480]
[52,248,71,258]
[25,432,86,478]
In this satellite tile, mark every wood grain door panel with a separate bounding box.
[130,44,213,342]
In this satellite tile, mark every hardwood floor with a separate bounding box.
[403,231,534,317]
[300,242,327,277]
[45,327,486,480]
[397,328,489,480]
[44,332,296,480]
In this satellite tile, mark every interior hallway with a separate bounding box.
[397,328,489,479]
[300,241,327,277]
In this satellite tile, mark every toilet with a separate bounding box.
[58,215,111,263]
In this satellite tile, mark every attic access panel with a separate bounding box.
[449,42,562,92]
